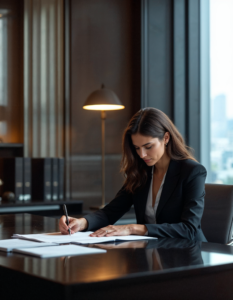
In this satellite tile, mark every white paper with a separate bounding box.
[0,239,57,252]
[13,244,106,258]
[13,231,157,245]
[72,235,157,244]
[12,232,95,243]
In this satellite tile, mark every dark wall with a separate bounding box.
[0,0,24,143]
[141,0,201,160]
[69,0,141,208]
[68,0,202,207]
[141,0,173,117]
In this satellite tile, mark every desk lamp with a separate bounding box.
[83,85,125,209]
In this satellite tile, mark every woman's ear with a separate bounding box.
[164,132,170,144]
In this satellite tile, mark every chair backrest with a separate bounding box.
[202,184,233,244]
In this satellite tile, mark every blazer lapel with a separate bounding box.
[156,159,181,219]
[133,168,152,223]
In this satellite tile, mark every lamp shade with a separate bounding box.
[83,87,125,111]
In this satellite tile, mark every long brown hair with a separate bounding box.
[121,107,196,193]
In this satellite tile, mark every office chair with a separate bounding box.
[202,184,233,245]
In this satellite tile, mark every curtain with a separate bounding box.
[24,0,64,157]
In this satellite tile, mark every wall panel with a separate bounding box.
[141,0,202,161]
[0,0,24,143]
[141,0,172,117]
[70,0,140,208]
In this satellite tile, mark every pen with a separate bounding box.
[63,204,71,235]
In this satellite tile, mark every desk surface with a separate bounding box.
[1,214,233,300]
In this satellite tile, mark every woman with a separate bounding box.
[59,107,207,241]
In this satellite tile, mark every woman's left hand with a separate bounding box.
[90,224,148,237]
[90,225,133,237]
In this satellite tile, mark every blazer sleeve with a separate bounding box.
[84,186,134,231]
[145,165,207,240]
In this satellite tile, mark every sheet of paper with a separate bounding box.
[12,232,95,243]
[72,237,116,244]
[13,244,106,258]
[72,235,157,244]
[0,239,57,252]
[13,232,157,244]
[115,235,158,241]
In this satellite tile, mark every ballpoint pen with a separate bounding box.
[63,204,71,235]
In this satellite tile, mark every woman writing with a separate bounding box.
[59,108,207,241]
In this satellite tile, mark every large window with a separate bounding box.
[210,0,233,184]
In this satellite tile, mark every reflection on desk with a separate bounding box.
[89,239,203,271]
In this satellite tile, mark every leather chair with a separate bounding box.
[202,184,233,244]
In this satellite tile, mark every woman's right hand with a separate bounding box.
[59,216,88,235]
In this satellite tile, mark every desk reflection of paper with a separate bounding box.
[12,232,157,244]
[13,245,106,258]
[89,241,148,250]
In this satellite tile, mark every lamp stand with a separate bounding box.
[101,110,106,208]
[90,110,106,210]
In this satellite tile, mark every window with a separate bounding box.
[210,0,233,184]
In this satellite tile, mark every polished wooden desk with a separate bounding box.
[1,214,233,300]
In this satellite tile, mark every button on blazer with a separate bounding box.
[84,159,207,242]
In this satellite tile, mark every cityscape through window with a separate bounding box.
[210,0,233,184]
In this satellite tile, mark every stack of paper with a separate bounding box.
[2,232,157,258]
[12,232,157,244]
[13,245,106,258]
[0,239,57,253]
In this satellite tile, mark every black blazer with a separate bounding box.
[84,159,207,242]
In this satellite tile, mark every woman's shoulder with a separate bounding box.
[177,159,207,176]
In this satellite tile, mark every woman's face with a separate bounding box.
[131,133,169,166]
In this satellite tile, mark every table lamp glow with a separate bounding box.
[83,85,125,209]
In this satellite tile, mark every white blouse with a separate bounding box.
[145,166,167,226]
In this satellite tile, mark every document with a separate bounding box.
[13,232,157,244]
[13,244,106,258]
[0,239,57,252]
[13,232,95,243]
[72,234,157,244]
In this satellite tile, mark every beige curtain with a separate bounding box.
[24,0,64,157]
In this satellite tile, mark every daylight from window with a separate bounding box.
[210,0,233,184]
